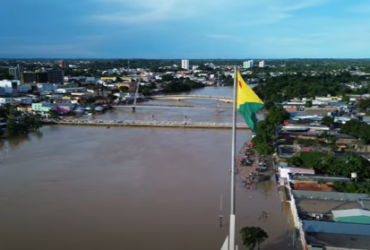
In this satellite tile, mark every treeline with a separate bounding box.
[251,105,290,155]
[161,75,205,93]
[253,72,369,102]
[340,119,370,144]
[287,151,370,180]
[0,105,42,136]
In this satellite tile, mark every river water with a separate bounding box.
[0,87,290,250]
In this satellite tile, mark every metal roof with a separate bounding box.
[303,220,370,236]
[332,209,370,219]
[292,190,370,202]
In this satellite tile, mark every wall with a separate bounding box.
[286,174,306,250]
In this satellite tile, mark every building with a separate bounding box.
[58,60,68,68]
[181,60,190,70]
[9,64,24,80]
[0,87,6,96]
[55,87,86,94]
[243,60,254,69]
[22,70,64,84]
[22,72,48,83]
[332,209,370,224]
[47,70,64,83]
[0,97,14,105]
[259,61,265,68]
[17,85,32,93]
[32,102,55,114]
[37,83,59,92]
[14,97,33,105]
[303,220,370,250]
[0,80,19,94]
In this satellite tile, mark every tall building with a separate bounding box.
[22,70,64,84]
[181,60,190,70]
[47,70,64,83]
[9,64,24,80]
[243,60,254,69]
[58,60,68,68]
[259,61,265,68]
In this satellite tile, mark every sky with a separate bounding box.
[1,0,370,59]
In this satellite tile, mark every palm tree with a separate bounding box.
[240,226,269,250]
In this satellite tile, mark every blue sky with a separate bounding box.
[1,0,370,58]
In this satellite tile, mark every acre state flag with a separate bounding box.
[236,71,264,132]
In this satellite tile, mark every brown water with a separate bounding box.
[0,87,290,250]
[0,126,290,250]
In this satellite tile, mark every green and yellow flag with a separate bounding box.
[237,71,264,132]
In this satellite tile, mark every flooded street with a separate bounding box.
[0,87,289,250]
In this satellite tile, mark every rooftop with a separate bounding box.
[306,233,370,249]
[297,199,362,215]
[303,220,370,236]
[291,181,334,192]
[290,174,351,183]
[332,209,370,219]
[292,190,370,202]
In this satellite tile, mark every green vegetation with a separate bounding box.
[240,226,268,250]
[296,138,317,147]
[321,116,334,127]
[0,105,42,136]
[287,152,370,179]
[357,98,370,111]
[332,181,370,194]
[340,119,370,144]
[251,105,290,155]
[253,72,368,102]
[161,76,205,93]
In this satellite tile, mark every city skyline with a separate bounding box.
[2,0,370,58]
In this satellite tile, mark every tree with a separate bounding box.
[341,95,350,103]
[162,74,174,81]
[255,142,274,156]
[305,100,312,108]
[240,226,268,250]
[263,100,275,111]
[321,116,334,127]
[119,86,129,92]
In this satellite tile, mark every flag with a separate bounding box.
[237,71,264,132]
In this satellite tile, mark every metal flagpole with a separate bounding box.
[229,65,238,250]
[220,66,238,250]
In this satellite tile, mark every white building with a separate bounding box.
[37,83,59,92]
[0,80,19,94]
[181,60,190,70]
[17,85,32,93]
[0,97,13,105]
[259,61,265,68]
[55,87,87,94]
[243,60,254,69]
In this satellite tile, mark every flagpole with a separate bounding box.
[228,65,238,250]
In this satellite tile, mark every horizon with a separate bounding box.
[3,58,370,61]
[2,0,370,58]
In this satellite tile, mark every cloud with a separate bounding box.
[91,0,332,25]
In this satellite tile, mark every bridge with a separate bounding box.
[42,119,250,130]
[150,95,233,102]
[112,104,232,110]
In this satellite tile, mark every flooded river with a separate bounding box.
[0,87,290,250]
